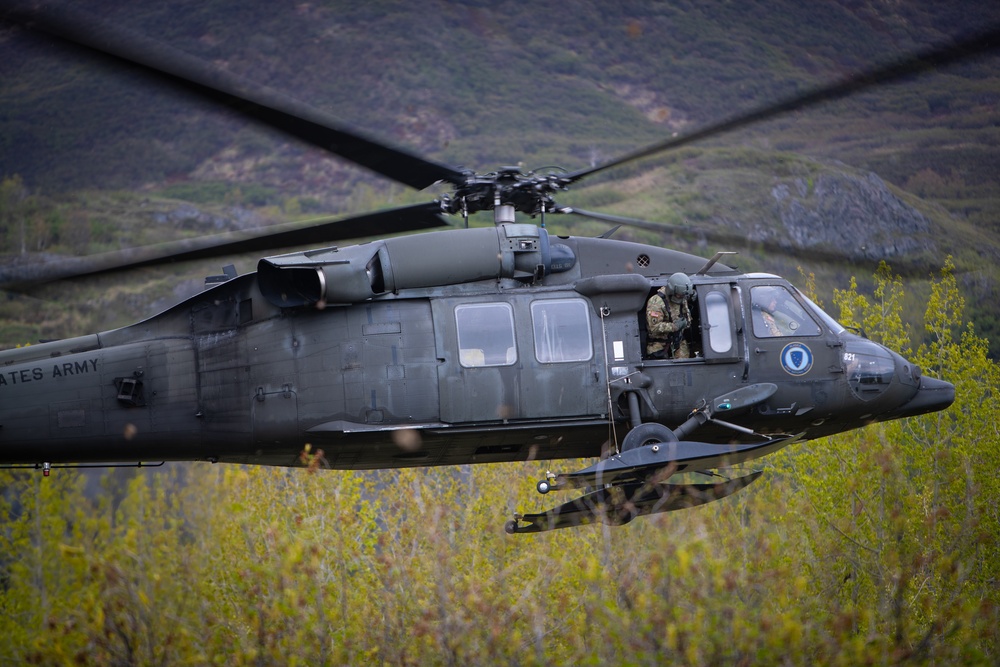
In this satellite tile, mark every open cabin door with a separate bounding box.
[695,282,744,365]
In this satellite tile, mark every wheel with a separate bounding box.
[504,520,518,534]
[537,479,551,494]
[621,422,677,452]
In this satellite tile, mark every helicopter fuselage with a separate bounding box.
[0,229,954,472]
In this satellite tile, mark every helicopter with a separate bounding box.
[2,5,988,534]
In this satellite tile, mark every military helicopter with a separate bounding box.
[2,6,989,534]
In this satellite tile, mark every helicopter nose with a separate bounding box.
[881,373,955,420]
[842,338,955,422]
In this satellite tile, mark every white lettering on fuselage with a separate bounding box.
[0,358,99,388]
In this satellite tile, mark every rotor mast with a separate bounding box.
[438,165,573,227]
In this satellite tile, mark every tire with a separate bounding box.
[621,422,677,452]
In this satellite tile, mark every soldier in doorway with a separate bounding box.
[646,272,694,359]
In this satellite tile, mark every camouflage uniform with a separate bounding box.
[645,288,692,359]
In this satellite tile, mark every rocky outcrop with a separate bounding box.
[768,172,934,261]
[151,204,267,231]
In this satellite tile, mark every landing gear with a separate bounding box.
[511,435,795,534]
[509,384,791,534]
[620,422,677,452]
[532,421,681,497]
[536,471,556,494]
[507,470,768,534]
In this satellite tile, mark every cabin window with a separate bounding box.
[750,285,821,338]
[704,291,733,354]
[455,303,517,367]
[531,298,593,363]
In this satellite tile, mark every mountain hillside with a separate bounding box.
[1,0,999,347]
[4,1,999,198]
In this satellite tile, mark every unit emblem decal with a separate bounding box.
[780,342,813,376]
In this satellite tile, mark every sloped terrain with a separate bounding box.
[1,0,999,347]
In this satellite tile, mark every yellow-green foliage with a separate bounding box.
[1,265,998,665]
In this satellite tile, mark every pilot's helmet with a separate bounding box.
[667,272,692,298]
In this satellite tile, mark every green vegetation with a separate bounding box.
[1,265,997,664]
[4,1,999,199]
[153,181,278,207]
[2,13,998,654]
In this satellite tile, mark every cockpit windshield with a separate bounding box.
[798,291,846,335]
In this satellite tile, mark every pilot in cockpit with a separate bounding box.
[751,285,812,338]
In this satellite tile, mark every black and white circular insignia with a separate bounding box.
[780,342,813,376]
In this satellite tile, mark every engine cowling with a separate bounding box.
[257,224,575,307]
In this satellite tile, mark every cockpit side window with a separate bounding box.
[750,285,821,338]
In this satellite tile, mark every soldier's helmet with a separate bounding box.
[667,272,692,298]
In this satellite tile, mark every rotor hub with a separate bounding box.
[441,167,571,219]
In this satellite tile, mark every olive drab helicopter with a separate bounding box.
[2,6,990,534]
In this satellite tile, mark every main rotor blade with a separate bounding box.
[564,207,940,277]
[0,202,449,289]
[565,25,1000,184]
[3,4,466,190]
